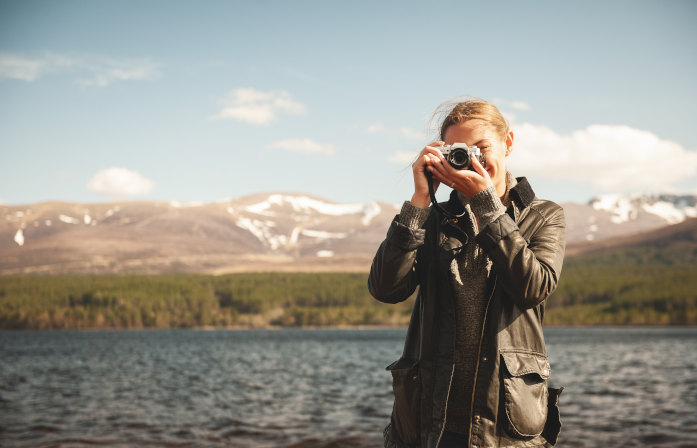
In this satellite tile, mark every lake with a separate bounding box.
[1,327,696,447]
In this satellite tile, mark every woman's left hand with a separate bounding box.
[428,153,494,198]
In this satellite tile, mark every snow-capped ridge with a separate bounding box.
[590,193,697,225]
[223,193,391,251]
[3,190,696,274]
[242,194,382,225]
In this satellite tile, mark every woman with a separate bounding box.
[368,98,565,448]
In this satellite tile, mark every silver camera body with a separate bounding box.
[439,143,487,170]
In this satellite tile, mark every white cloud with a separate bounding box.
[366,122,386,133]
[0,52,159,86]
[507,123,697,192]
[493,98,531,112]
[87,167,155,197]
[510,101,531,111]
[491,98,531,124]
[0,53,50,81]
[366,122,424,141]
[212,88,306,125]
[77,58,160,87]
[398,127,423,140]
[266,138,335,156]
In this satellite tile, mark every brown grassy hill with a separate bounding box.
[2,194,694,275]
[565,218,697,258]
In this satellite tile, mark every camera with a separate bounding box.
[439,143,487,170]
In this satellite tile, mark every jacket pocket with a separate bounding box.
[500,350,550,438]
[386,358,421,445]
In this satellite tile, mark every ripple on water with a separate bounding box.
[1,327,696,447]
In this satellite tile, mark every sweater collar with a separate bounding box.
[448,173,536,213]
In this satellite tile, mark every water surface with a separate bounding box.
[1,327,696,447]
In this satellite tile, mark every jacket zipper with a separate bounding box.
[435,277,496,448]
[467,276,497,447]
[434,362,456,448]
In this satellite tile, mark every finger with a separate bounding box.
[470,154,490,178]
[424,146,446,161]
[436,158,470,181]
[431,169,455,189]
[430,158,451,179]
[413,153,434,169]
[440,157,461,177]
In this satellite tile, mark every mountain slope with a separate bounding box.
[547,218,697,325]
[0,195,399,274]
[2,192,695,274]
[562,193,697,244]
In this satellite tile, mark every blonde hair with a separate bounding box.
[431,97,510,141]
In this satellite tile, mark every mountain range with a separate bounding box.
[2,192,696,275]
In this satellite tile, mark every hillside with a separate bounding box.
[0,195,399,274]
[1,219,695,329]
[565,217,697,260]
[2,192,696,275]
[547,218,697,325]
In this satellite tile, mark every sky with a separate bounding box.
[1,0,696,207]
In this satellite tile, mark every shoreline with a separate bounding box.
[2,323,696,331]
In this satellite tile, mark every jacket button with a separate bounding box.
[474,414,481,423]
[412,375,418,381]
[481,356,488,362]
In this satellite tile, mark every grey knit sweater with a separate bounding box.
[397,174,516,434]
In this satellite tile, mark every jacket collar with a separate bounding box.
[509,176,536,209]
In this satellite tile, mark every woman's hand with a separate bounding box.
[428,153,494,199]
[411,142,446,208]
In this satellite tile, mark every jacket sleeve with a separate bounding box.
[368,217,426,304]
[475,202,566,310]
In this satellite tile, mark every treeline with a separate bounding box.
[545,264,697,325]
[544,242,697,325]
[1,257,696,330]
[0,273,415,330]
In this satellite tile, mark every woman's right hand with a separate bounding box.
[411,142,446,208]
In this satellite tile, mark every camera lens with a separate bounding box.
[449,148,469,169]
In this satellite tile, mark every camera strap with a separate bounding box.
[425,170,467,221]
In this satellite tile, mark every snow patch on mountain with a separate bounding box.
[235,215,350,250]
[170,201,205,208]
[244,194,382,225]
[642,202,690,225]
[14,229,24,246]
[235,217,286,250]
[360,201,382,226]
[59,214,80,225]
[592,195,638,223]
[300,229,348,240]
[591,194,697,225]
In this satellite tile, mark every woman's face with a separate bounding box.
[443,119,513,197]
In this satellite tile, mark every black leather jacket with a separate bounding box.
[368,178,565,448]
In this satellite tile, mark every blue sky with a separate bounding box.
[1,0,696,206]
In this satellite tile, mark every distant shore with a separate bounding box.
[1,268,695,330]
